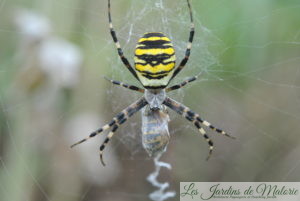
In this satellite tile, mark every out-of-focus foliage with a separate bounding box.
[1,0,300,201]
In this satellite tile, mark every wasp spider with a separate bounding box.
[71,0,235,166]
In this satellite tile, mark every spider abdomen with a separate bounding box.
[134,32,176,89]
[141,106,170,157]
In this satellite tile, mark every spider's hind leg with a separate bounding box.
[169,0,195,81]
[107,0,140,81]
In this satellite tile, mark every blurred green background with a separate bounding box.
[1,0,300,200]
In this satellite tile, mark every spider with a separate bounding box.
[71,0,235,166]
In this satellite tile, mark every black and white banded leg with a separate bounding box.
[108,0,140,81]
[98,97,148,165]
[166,73,201,92]
[71,98,148,157]
[70,121,114,148]
[163,97,234,159]
[193,121,213,160]
[164,97,235,139]
[99,125,119,166]
[170,0,194,81]
[104,76,144,93]
[163,97,214,159]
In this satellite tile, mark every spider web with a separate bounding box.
[1,0,300,201]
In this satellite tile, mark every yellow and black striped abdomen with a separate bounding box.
[134,32,176,89]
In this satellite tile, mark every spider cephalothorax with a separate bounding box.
[71,0,235,166]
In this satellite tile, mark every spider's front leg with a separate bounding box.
[99,125,118,166]
[71,97,148,166]
[163,97,235,160]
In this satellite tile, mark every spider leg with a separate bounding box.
[163,97,235,138]
[170,0,194,81]
[104,76,144,93]
[108,0,140,81]
[70,120,115,148]
[99,125,118,166]
[194,121,213,160]
[99,97,148,166]
[71,97,148,148]
[163,97,235,159]
[163,97,213,159]
[166,73,201,92]
[195,116,235,139]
